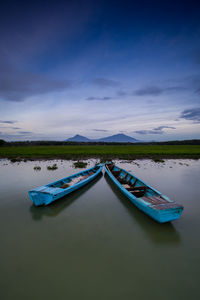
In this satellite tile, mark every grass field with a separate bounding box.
[0,145,200,159]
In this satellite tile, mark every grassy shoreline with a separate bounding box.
[0,145,200,160]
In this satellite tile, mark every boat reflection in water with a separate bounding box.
[30,173,102,220]
[29,164,103,206]
[105,163,184,223]
[104,173,182,246]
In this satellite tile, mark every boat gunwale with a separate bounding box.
[104,164,148,208]
[29,164,103,193]
[105,163,162,197]
[104,163,183,219]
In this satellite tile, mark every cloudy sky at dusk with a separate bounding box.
[0,0,200,141]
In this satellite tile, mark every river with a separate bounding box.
[0,159,199,300]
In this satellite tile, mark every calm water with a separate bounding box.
[0,159,200,300]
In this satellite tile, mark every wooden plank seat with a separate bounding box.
[122,184,146,190]
[104,163,184,222]
[130,188,146,197]
[117,177,127,184]
[112,170,121,177]
[122,184,147,197]
[132,185,147,191]
[116,173,131,184]
[130,186,146,197]
[122,184,132,189]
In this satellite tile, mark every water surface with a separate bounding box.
[0,159,200,300]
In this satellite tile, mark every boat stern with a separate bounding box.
[151,204,184,223]
[28,190,53,206]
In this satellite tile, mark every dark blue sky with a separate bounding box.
[0,0,200,140]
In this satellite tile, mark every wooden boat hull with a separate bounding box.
[105,163,183,223]
[29,164,103,206]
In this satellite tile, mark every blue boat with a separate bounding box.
[29,164,103,206]
[105,163,184,223]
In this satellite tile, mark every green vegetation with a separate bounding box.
[0,145,199,159]
[152,158,165,163]
[99,158,113,163]
[10,157,22,163]
[33,166,41,170]
[1,139,200,146]
[0,139,6,146]
[47,164,58,170]
[73,161,88,168]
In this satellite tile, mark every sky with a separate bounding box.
[0,0,200,141]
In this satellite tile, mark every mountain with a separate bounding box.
[66,135,91,142]
[66,133,139,143]
[98,134,138,143]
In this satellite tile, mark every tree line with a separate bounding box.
[0,139,200,146]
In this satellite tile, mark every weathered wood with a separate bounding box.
[142,195,167,205]
[122,184,131,189]
[152,202,184,210]
[131,190,146,197]
[132,185,146,191]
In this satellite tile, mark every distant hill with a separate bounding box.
[66,133,139,143]
[98,134,138,143]
[66,135,91,142]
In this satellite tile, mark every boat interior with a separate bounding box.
[48,166,100,189]
[105,163,173,208]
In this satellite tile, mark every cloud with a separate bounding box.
[0,126,20,130]
[188,75,200,94]
[164,86,188,92]
[0,66,73,101]
[134,126,176,135]
[86,96,112,101]
[134,130,162,135]
[117,90,127,97]
[134,86,163,96]
[180,108,200,123]
[0,1,93,102]
[87,84,186,101]
[0,133,33,141]
[0,120,17,124]
[18,131,33,135]
[134,85,188,97]
[156,126,176,130]
[93,129,109,132]
[0,130,34,140]
[93,78,119,88]
[173,74,200,94]
[0,130,33,135]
